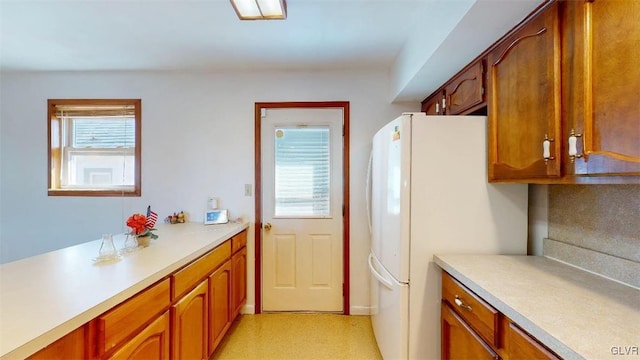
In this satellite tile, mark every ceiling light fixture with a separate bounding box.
[230,0,287,20]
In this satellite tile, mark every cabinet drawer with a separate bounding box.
[231,230,247,254]
[508,322,560,359]
[442,272,499,347]
[172,241,231,300]
[98,278,170,354]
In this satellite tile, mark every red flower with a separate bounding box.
[127,213,147,235]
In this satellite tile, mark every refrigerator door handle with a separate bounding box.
[365,149,373,236]
[368,253,394,290]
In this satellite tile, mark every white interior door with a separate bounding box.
[261,108,343,312]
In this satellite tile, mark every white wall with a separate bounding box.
[0,70,418,313]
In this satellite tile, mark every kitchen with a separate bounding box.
[1,0,639,359]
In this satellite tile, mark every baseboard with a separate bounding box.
[349,305,371,316]
[241,304,255,315]
[240,304,369,315]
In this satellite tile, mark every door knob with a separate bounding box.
[264,222,272,231]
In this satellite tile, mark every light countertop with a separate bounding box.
[0,221,249,359]
[434,255,640,360]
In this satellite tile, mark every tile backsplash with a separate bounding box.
[545,184,640,287]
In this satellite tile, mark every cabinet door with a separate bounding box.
[208,261,232,356]
[445,60,485,115]
[231,247,247,319]
[508,322,559,360]
[108,311,170,360]
[487,2,561,181]
[171,280,208,360]
[441,303,499,360]
[563,0,640,176]
[422,90,445,115]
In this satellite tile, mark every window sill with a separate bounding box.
[48,189,141,197]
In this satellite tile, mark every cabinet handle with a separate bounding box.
[542,134,555,163]
[454,295,472,311]
[441,97,446,111]
[435,103,440,114]
[568,129,584,163]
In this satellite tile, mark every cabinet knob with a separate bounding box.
[542,134,555,163]
[568,129,584,163]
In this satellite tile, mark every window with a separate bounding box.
[48,99,141,196]
[274,127,331,217]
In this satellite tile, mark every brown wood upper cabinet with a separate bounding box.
[561,0,640,177]
[487,0,639,182]
[422,90,445,115]
[420,0,639,183]
[445,60,486,115]
[487,1,561,181]
[421,60,486,116]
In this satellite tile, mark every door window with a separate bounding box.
[274,127,331,218]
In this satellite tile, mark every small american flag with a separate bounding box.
[146,206,158,228]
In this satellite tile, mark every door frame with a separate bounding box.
[254,101,350,315]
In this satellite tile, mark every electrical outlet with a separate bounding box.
[244,184,252,197]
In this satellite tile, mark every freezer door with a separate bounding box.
[371,114,412,282]
[369,253,409,360]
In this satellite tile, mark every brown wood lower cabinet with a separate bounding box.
[209,261,232,356]
[28,229,248,360]
[441,271,560,360]
[507,322,560,360]
[172,280,209,360]
[27,326,87,360]
[442,303,499,360]
[108,311,170,360]
[97,279,171,356]
[231,246,247,319]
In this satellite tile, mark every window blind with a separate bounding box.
[274,127,330,217]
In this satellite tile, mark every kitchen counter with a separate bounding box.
[434,254,640,360]
[0,221,249,359]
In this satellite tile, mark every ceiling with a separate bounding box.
[0,0,542,102]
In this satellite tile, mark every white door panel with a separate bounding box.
[262,108,343,312]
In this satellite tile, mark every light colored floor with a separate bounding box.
[212,313,383,360]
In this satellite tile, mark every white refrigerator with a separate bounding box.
[367,113,528,360]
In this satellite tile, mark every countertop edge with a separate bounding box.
[433,255,583,360]
[0,222,249,360]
